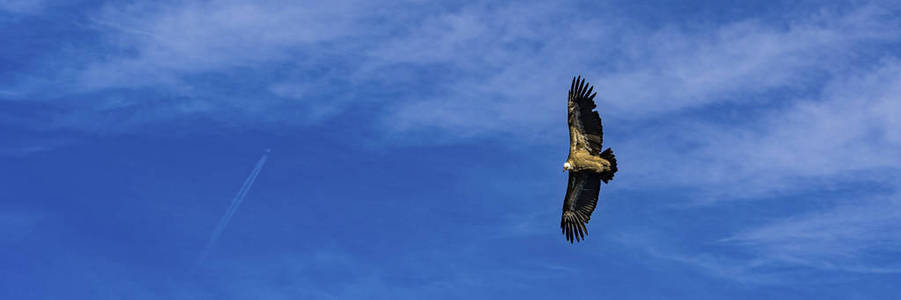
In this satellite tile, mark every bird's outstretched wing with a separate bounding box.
[568,76,603,155]
[561,171,601,243]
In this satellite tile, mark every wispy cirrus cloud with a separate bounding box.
[615,192,901,283]
[11,1,897,139]
[374,3,900,138]
[3,0,400,132]
[77,0,375,90]
[615,63,901,278]
[723,193,901,274]
[617,57,901,200]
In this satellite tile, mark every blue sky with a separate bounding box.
[2,0,901,298]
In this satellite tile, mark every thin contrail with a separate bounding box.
[196,149,270,266]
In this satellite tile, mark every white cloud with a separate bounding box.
[617,59,901,200]
[8,1,901,196]
[374,3,900,138]
[606,53,901,280]
[10,1,898,141]
[723,194,901,273]
[597,9,893,116]
[614,192,901,282]
[78,0,374,90]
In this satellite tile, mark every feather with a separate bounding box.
[567,75,603,155]
[561,75,617,243]
[561,172,601,243]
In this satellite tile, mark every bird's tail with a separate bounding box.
[599,148,617,183]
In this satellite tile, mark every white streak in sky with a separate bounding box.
[196,149,270,266]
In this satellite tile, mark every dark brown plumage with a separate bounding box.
[561,76,618,243]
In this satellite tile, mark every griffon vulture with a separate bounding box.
[561,76,618,243]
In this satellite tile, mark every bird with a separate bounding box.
[561,75,618,243]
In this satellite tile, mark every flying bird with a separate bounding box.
[561,76,618,243]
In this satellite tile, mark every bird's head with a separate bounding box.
[563,162,572,172]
